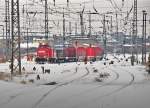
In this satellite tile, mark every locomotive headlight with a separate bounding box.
[38,50,46,53]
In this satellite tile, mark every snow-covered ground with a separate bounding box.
[0,54,150,108]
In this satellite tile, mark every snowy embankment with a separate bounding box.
[0,54,150,108]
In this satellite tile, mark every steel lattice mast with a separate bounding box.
[142,11,147,64]
[10,0,21,76]
[45,0,48,40]
[5,0,11,61]
[131,0,137,66]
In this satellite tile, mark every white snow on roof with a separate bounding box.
[20,42,39,48]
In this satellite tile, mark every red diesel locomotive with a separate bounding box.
[35,43,104,63]
[35,43,55,63]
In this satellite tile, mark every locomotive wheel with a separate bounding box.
[35,58,47,64]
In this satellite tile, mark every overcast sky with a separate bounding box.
[0,0,147,15]
[0,0,149,16]
[0,0,150,35]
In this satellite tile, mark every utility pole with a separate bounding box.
[0,25,4,57]
[67,3,71,36]
[75,22,77,35]
[110,16,115,55]
[80,12,84,36]
[11,0,21,77]
[103,14,107,58]
[2,26,4,56]
[88,11,92,37]
[110,16,113,35]
[123,33,126,57]
[116,13,118,41]
[25,4,32,61]
[5,0,11,61]
[67,0,69,7]
[27,28,29,61]
[45,0,48,40]
[69,22,72,35]
[23,4,28,61]
[63,10,65,57]
[63,11,65,39]
[142,10,145,64]
[144,11,147,63]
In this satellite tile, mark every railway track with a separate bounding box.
[60,66,120,98]
[70,65,135,108]
[0,66,77,98]
[32,65,90,108]
[0,62,137,108]
[46,65,120,108]
[0,65,81,107]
